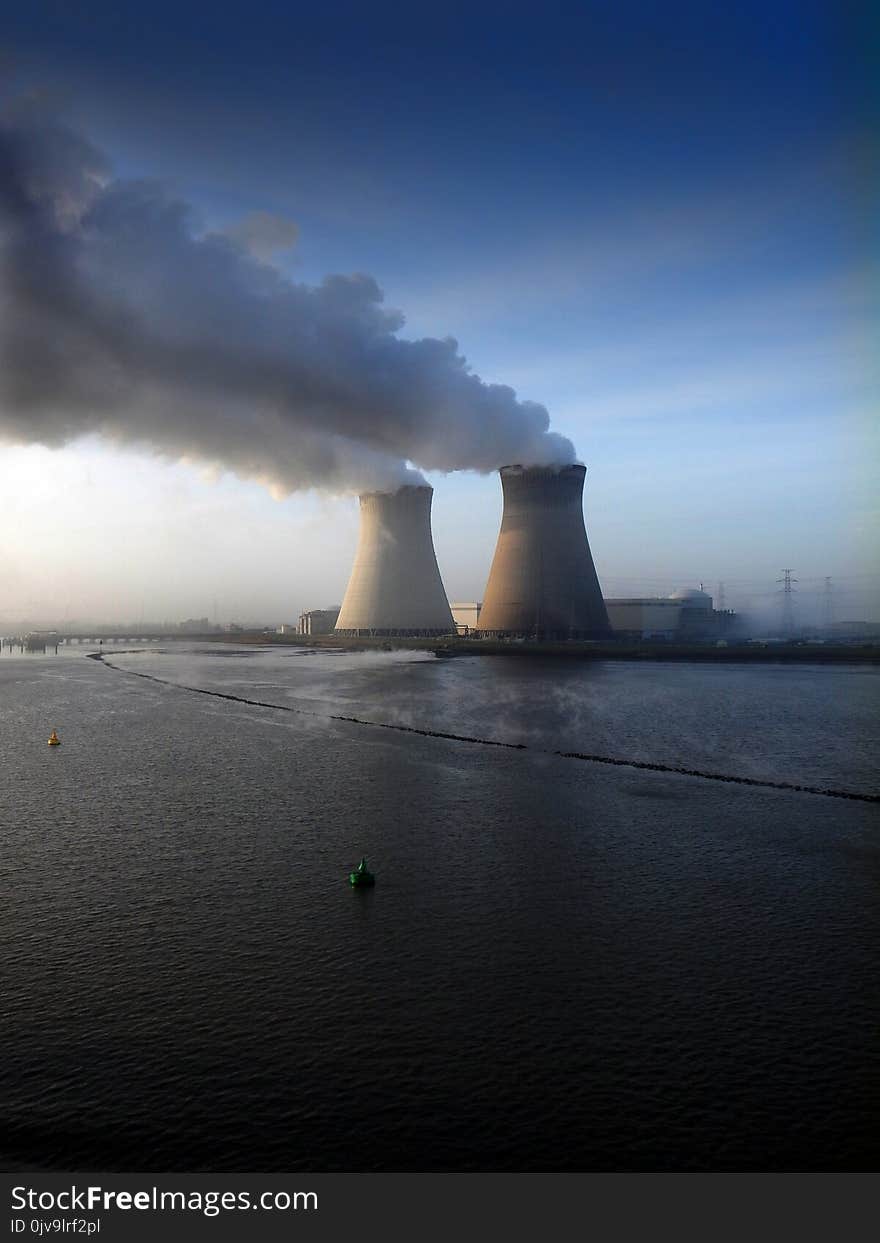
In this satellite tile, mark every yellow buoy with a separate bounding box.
[48,730,61,746]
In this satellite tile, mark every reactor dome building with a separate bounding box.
[476,464,610,640]
[334,485,455,637]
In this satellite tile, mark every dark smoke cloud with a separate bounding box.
[0,105,575,494]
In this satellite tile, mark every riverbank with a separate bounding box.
[212,633,880,664]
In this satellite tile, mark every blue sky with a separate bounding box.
[1,1,876,625]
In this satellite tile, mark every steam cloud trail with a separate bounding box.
[0,105,576,494]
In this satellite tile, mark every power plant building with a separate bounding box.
[335,485,455,637]
[603,599,683,640]
[450,602,482,634]
[605,589,737,640]
[477,464,610,639]
[297,608,340,636]
[668,588,717,638]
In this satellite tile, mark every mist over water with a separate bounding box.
[2,648,877,1171]
[109,645,879,795]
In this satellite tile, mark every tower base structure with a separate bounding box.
[335,485,455,638]
[476,464,610,640]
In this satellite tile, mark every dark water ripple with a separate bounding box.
[93,652,880,803]
[108,645,880,794]
[1,648,877,1171]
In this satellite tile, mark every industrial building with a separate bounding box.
[603,599,683,640]
[450,602,482,635]
[604,588,737,640]
[297,609,340,636]
[477,464,610,639]
[335,485,455,637]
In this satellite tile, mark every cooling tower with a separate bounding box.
[476,464,610,639]
[335,485,455,637]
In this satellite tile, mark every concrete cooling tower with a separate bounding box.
[335,485,455,637]
[476,464,610,639]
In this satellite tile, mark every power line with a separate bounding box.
[777,569,797,635]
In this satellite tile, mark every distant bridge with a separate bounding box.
[57,632,226,644]
[1,631,230,649]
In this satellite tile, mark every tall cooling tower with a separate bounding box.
[335,485,455,637]
[476,464,610,639]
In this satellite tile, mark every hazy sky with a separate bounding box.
[1,1,876,626]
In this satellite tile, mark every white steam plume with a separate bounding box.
[0,104,576,494]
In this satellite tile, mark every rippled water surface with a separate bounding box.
[2,646,878,1171]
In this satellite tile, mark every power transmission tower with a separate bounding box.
[823,577,834,632]
[717,581,726,611]
[777,569,797,636]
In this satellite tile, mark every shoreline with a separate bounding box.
[208,633,880,664]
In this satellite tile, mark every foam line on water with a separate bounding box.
[87,653,880,805]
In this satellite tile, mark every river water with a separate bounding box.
[2,646,877,1170]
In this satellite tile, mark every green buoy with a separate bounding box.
[349,856,375,888]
